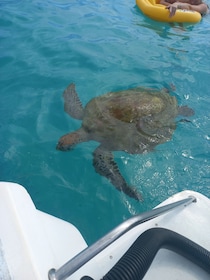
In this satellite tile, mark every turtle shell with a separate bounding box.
[81,87,178,153]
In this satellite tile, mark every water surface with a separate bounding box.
[1,0,210,244]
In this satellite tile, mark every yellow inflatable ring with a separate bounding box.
[136,0,201,23]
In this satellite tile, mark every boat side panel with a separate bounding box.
[67,191,210,280]
[0,182,87,280]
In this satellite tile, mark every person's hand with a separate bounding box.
[166,3,180,17]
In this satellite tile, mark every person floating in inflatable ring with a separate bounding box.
[160,0,209,17]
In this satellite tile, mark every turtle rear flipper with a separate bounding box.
[63,83,84,120]
[178,105,194,117]
[93,146,142,201]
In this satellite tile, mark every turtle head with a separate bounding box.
[56,133,78,151]
[56,128,87,151]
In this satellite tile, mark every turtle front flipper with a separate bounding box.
[63,83,84,120]
[93,146,142,201]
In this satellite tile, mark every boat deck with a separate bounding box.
[0,182,210,280]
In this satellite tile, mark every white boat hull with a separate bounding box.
[0,182,209,280]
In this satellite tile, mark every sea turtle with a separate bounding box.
[56,83,194,201]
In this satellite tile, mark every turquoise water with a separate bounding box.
[1,0,210,244]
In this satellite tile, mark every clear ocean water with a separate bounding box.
[1,0,210,244]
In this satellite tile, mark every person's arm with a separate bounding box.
[184,3,208,14]
[165,2,208,17]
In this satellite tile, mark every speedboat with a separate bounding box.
[0,181,209,279]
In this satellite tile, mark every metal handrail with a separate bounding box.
[48,195,196,280]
